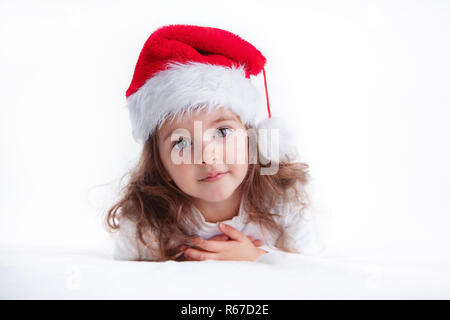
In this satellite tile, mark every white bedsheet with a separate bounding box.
[1,245,449,299]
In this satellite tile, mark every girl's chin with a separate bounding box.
[197,187,235,202]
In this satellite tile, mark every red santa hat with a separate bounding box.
[125,24,297,162]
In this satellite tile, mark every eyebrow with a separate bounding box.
[162,115,239,142]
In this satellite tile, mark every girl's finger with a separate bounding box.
[209,234,229,241]
[248,235,264,246]
[218,223,247,242]
[192,237,226,252]
[184,248,219,261]
[253,239,263,247]
[182,252,196,261]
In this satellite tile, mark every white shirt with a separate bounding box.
[112,194,324,263]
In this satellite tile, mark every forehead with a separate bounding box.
[158,106,242,136]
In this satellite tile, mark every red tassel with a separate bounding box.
[262,67,271,119]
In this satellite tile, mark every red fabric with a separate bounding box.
[126,24,267,98]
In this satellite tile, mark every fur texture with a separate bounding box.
[257,116,298,163]
[126,61,266,144]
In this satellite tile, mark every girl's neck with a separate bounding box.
[193,186,243,223]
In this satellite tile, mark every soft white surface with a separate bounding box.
[1,245,449,299]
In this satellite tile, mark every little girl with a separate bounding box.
[105,24,322,262]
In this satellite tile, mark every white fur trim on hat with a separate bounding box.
[257,116,299,163]
[126,61,266,144]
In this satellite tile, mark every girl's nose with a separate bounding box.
[202,140,218,164]
[193,129,224,165]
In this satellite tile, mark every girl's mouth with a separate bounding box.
[199,171,229,182]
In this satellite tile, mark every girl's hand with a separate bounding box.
[182,223,268,262]
[179,233,262,261]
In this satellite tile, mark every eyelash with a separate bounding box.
[172,127,232,150]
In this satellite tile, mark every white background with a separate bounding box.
[1,0,449,264]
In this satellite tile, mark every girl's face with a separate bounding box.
[157,107,249,202]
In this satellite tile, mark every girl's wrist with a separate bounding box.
[252,248,268,261]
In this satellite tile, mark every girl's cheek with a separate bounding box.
[223,133,248,165]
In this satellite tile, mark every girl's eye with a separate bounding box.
[216,127,232,138]
[172,128,231,150]
[172,137,191,150]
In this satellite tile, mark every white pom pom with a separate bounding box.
[256,116,299,163]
